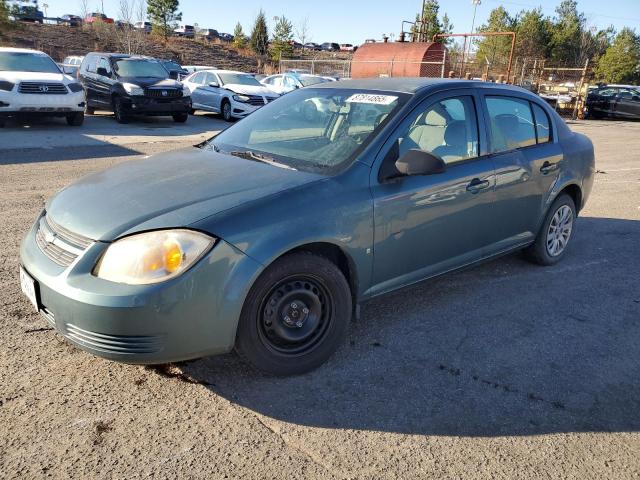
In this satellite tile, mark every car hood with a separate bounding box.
[0,71,71,83]
[223,83,278,98]
[117,77,181,88]
[46,148,323,241]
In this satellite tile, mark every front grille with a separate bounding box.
[144,88,182,98]
[35,214,93,267]
[18,82,68,95]
[64,323,164,355]
[246,95,266,106]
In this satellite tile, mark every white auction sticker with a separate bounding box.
[345,93,398,105]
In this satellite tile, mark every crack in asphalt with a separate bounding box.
[438,363,566,411]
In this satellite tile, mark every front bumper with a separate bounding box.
[123,95,192,116]
[230,100,261,119]
[19,216,263,364]
[0,90,85,117]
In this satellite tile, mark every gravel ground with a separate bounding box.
[0,116,639,479]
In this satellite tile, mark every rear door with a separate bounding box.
[479,93,562,251]
[369,89,497,295]
[613,89,640,118]
[187,72,206,108]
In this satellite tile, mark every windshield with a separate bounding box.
[0,52,60,73]
[114,59,168,78]
[218,73,261,86]
[299,76,327,87]
[211,88,408,174]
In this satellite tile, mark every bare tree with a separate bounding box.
[79,0,89,20]
[295,17,311,49]
[115,0,146,54]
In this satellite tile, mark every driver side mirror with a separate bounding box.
[395,149,446,176]
[208,81,219,88]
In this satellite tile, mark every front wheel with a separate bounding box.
[172,113,188,123]
[235,252,352,376]
[66,112,84,126]
[112,96,129,124]
[221,100,233,122]
[524,194,576,266]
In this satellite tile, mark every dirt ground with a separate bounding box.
[0,115,639,479]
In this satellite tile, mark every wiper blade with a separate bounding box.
[229,150,297,170]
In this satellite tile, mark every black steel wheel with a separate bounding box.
[235,251,352,375]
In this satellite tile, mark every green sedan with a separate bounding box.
[19,78,595,375]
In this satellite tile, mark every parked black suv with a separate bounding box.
[78,53,191,123]
[585,84,640,120]
[320,42,340,52]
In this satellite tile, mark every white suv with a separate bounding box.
[0,47,85,127]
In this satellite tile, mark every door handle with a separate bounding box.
[466,178,491,193]
[540,161,559,174]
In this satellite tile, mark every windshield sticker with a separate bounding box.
[346,93,398,105]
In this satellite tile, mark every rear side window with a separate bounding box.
[531,103,551,143]
[486,96,536,153]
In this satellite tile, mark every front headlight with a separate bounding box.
[122,82,144,96]
[0,80,15,91]
[233,94,251,103]
[182,84,191,96]
[95,230,215,285]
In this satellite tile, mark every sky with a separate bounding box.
[37,0,640,45]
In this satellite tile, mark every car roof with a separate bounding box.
[86,52,132,59]
[0,47,48,54]
[313,77,534,95]
[208,70,250,75]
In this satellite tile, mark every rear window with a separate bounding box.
[485,96,536,153]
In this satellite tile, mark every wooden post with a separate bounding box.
[572,58,590,120]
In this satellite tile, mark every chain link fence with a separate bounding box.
[279,58,447,79]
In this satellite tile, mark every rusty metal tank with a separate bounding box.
[350,41,449,79]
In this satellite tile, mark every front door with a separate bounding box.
[369,91,496,296]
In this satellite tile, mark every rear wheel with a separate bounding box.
[66,112,84,126]
[221,99,233,122]
[112,96,129,124]
[235,252,352,376]
[173,113,188,123]
[524,194,576,266]
[85,104,95,115]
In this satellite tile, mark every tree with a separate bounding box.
[295,17,310,49]
[412,0,441,42]
[550,0,585,64]
[0,0,10,31]
[270,15,293,60]
[116,0,147,54]
[232,22,246,49]
[147,0,181,39]
[475,7,516,66]
[594,28,640,84]
[250,9,269,56]
[515,8,551,59]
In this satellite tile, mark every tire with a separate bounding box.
[524,194,576,266]
[235,251,352,376]
[85,104,95,115]
[189,108,196,115]
[112,96,129,124]
[221,99,233,122]
[66,112,84,126]
[172,113,188,123]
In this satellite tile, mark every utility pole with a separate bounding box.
[464,0,481,73]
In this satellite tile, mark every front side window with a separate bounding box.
[486,96,536,153]
[97,58,111,76]
[0,52,60,73]
[397,96,479,165]
[531,103,551,143]
[211,88,408,173]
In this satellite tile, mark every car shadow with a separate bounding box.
[178,216,640,437]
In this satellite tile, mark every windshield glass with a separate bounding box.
[299,76,327,87]
[114,59,168,78]
[211,88,408,174]
[0,52,60,73]
[218,73,261,86]
[162,61,182,71]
